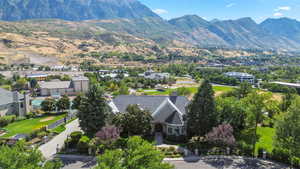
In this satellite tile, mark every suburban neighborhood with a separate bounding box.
[1,0,300,168]
[0,65,299,169]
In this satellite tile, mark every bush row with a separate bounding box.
[0,115,16,127]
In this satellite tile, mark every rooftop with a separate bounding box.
[72,76,89,81]
[39,80,71,89]
[112,95,189,115]
[224,72,254,77]
[0,88,23,105]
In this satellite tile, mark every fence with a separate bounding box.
[47,112,77,130]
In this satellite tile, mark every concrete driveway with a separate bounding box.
[39,119,81,159]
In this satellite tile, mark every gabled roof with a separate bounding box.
[165,111,183,125]
[0,88,23,105]
[112,95,189,114]
[152,98,184,125]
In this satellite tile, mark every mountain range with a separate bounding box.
[1,0,300,51]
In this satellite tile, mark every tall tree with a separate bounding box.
[281,92,295,112]
[216,97,247,133]
[56,95,70,112]
[242,91,271,156]
[0,141,62,169]
[78,84,111,137]
[94,136,173,169]
[187,79,217,137]
[275,97,300,158]
[72,93,84,110]
[41,98,56,113]
[235,82,252,99]
[113,104,152,137]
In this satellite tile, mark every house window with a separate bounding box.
[168,127,173,135]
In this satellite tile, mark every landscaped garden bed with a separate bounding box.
[156,147,184,158]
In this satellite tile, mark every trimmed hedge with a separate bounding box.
[77,136,90,154]
[0,115,16,127]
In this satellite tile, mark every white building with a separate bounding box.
[224,72,255,84]
[0,89,30,117]
[139,70,170,80]
[39,76,89,97]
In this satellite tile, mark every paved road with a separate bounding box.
[60,155,289,169]
[39,119,81,159]
[168,156,289,169]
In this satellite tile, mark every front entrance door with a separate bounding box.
[155,123,163,132]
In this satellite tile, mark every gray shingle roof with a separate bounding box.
[112,95,189,114]
[0,88,23,105]
[165,111,183,125]
[39,81,71,89]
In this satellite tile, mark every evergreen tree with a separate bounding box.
[56,95,70,112]
[187,79,217,137]
[72,93,84,110]
[78,84,111,137]
[41,98,56,113]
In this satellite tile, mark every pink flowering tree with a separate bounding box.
[95,126,121,145]
[206,124,236,147]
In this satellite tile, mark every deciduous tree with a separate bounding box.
[113,104,152,137]
[94,136,173,169]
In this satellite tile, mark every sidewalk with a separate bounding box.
[39,119,81,159]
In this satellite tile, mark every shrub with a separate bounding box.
[237,142,253,157]
[291,157,300,168]
[257,147,264,158]
[0,115,16,127]
[37,131,48,138]
[270,148,290,164]
[77,136,90,154]
[69,131,83,148]
[27,126,47,140]
[112,137,128,149]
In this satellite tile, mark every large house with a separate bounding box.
[0,88,30,117]
[139,70,170,80]
[110,94,189,136]
[38,76,89,97]
[224,72,255,84]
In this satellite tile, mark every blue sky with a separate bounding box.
[139,0,300,23]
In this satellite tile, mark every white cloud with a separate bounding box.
[273,12,283,17]
[275,6,291,11]
[226,3,236,8]
[153,9,168,15]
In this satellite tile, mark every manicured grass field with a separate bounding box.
[142,86,234,96]
[1,114,66,138]
[256,127,275,153]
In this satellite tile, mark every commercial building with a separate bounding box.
[224,72,255,84]
[38,76,89,97]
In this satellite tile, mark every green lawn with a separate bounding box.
[256,127,275,153]
[1,114,66,138]
[142,86,234,96]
